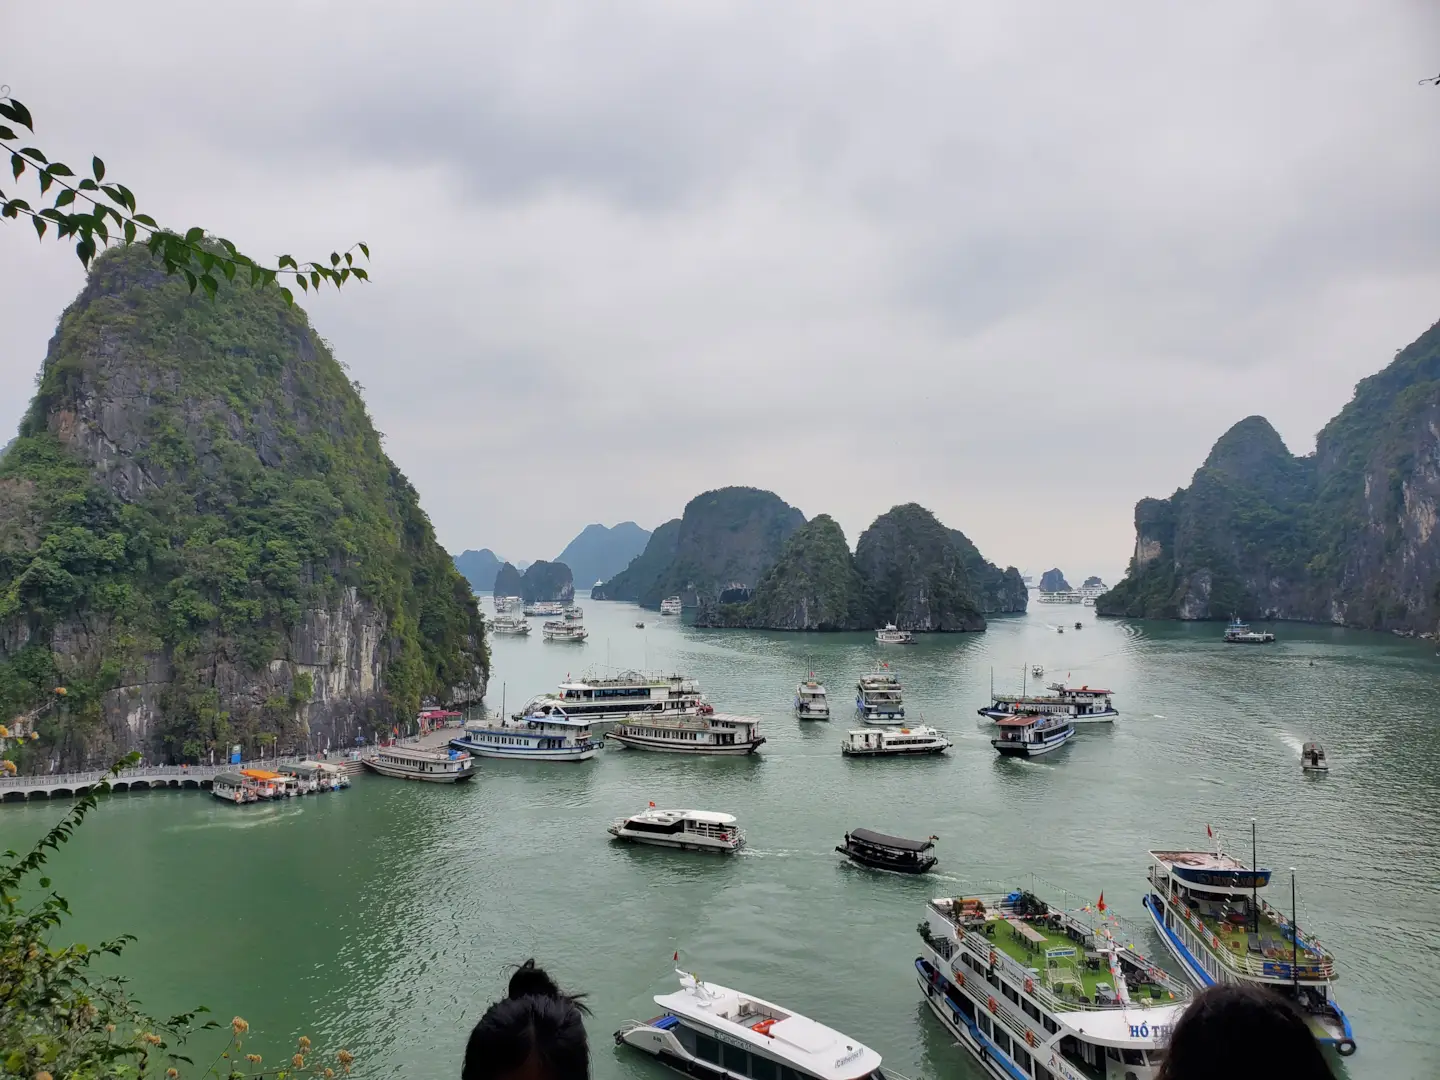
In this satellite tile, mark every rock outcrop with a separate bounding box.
[555,522,651,588]
[1099,316,1440,631]
[0,246,487,771]
[520,560,574,603]
[592,519,679,602]
[854,504,986,631]
[1082,575,1103,588]
[1038,569,1071,593]
[492,561,524,597]
[454,548,502,593]
[948,529,1029,613]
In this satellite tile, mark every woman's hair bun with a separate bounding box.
[508,958,562,1002]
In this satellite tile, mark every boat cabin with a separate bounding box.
[1301,742,1328,772]
[212,772,253,803]
[837,828,937,873]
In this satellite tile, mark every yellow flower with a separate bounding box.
[336,1049,354,1074]
[105,1024,116,1034]
[292,1054,305,1068]
[166,1070,179,1079]
[325,1070,335,1079]
[142,1033,163,1046]
[246,1055,262,1064]
[298,1036,311,1051]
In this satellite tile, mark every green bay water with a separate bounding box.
[3,601,1437,1079]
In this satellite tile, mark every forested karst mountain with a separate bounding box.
[520,560,574,603]
[1099,318,1440,631]
[592,519,680,603]
[453,548,502,593]
[555,522,650,588]
[0,246,487,771]
[1039,569,1071,593]
[493,561,524,597]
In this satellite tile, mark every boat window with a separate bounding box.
[1021,1000,1041,1022]
[1042,1015,1058,1034]
[1014,1046,1031,1074]
[978,1015,991,1037]
[750,1054,778,1080]
[779,1066,803,1080]
[721,1041,749,1075]
[1002,983,1020,1004]
[1033,1066,1055,1080]
[993,1030,1011,1057]
[694,1034,721,1064]
[1106,1048,1120,1061]
[1122,1050,1145,1066]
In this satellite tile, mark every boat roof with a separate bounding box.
[1149,850,1252,871]
[629,808,738,826]
[849,828,933,852]
[381,745,467,761]
[215,771,249,785]
[655,974,882,1080]
[706,713,759,724]
[240,769,281,779]
[994,713,1043,727]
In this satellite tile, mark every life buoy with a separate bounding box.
[989,950,998,967]
[1024,978,1034,994]
[1336,1040,1356,1057]
[1026,1030,1037,1048]
[987,996,998,1014]
[957,971,966,987]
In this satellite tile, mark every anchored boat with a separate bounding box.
[516,669,705,723]
[917,883,1189,1080]
[991,714,1075,758]
[615,971,884,1080]
[855,666,905,724]
[841,725,950,757]
[1223,617,1275,644]
[608,806,743,852]
[450,710,601,762]
[543,620,589,642]
[876,623,915,644]
[607,711,765,755]
[979,682,1118,725]
[362,744,476,783]
[489,614,532,635]
[794,677,830,720]
[837,828,938,873]
[660,595,683,616]
[523,601,565,617]
[1142,840,1354,1055]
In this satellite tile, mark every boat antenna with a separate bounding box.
[1290,868,1299,998]
[1251,818,1259,935]
[501,682,506,723]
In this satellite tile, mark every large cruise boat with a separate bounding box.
[362,744,476,783]
[493,595,521,613]
[855,666,905,724]
[660,595,683,616]
[489,614,531,636]
[449,712,601,762]
[1143,842,1354,1055]
[979,683,1118,725]
[607,711,765,755]
[615,971,884,1080]
[991,714,1075,758]
[523,600,565,617]
[917,885,1190,1080]
[513,670,704,723]
[543,620,589,642]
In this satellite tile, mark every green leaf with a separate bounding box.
[184,226,204,244]
[279,286,294,305]
[220,259,236,282]
[101,183,127,206]
[38,171,52,195]
[359,242,370,259]
[32,215,45,241]
[46,162,73,177]
[310,270,320,290]
[19,146,47,164]
[330,251,340,266]
[351,267,369,281]
[2,198,30,218]
[116,183,136,212]
[278,254,297,270]
[124,220,136,244]
[218,237,237,256]
[76,237,95,266]
[344,251,353,266]
[92,155,105,182]
[184,269,198,293]
[54,188,76,207]
[10,153,23,180]
[133,212,157,227]
[0,125,14,140]
[199,272,219,300]
[0,98,35,131]
[295,273,308,292]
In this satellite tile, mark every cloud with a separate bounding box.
[3,1,1440,583]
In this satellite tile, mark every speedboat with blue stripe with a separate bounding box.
[1144,845,1355,1056]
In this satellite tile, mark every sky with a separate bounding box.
[3,3,1439,586]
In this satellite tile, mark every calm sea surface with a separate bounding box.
[3,600,1437,1079]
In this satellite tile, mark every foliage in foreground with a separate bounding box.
[0,757,355,1078]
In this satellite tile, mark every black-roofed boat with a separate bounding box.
[836,828,938,874]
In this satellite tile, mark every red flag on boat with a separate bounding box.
[1097,892,1107,913]
[1206,823,1213,838]
[649,801,656,807]
[673,950,679,962]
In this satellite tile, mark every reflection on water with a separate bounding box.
[4,600,1436,1079]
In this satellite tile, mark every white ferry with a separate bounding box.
[1037,590,1082,604]
[489,614,532,636]
[1222,617,1275,644]
[493,595,521,613]
[979,683,1118,724]
[450,711,601,762]
[794,677,830,720]
[1143,842,1354,1055]
[876,623,915,644]
[855,667,905,724]
[564,604,584,620]
[917,884,1190,1080]
[362,744,476,782]
[607,710,765,755]
[543,620,589,642]
[608,806,743,852]
[991,714,1075,758]
[523,600,565,617]
[660,595,683,616]
[615,971,884,1080]
[514,670,704,723]
[841,725,950,757]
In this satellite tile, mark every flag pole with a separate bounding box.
[1251,818,1259,934]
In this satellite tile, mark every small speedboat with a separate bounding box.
[836,828,937,873]
[635,621,645,629]
[608,805,743,852]
[1302,741,1329,773]
[1074,621,1082,630]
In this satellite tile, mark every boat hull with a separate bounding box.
[794,710,830,721]
[842,744,948,757]
[914,961,1018,1080]
[609,831,741,853]
[978,706,1118,724]
[857,710,906,725]
[362,758,477,782]
[605,732,765,755]
[992,732,1073,757]
[614,1022,729,1080]
[837,845,937,873]
[449,737,599,762]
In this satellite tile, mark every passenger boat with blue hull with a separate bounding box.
[916,884,1189,1080]
[450,710,601,762]
[615,970,886,1080]
[991,714,1075,758]
[855,667,905,724]
[979,683,1118,725]
[1142,843,1355,1055]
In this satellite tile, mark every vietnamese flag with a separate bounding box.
[1097,892,1106,913]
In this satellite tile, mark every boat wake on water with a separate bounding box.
[1278,732,1307,755]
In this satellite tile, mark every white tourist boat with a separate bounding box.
[211,772,256,804]
[1037,590,1083,604]
[978,682,1118,724]
[523,600,565,617]
[660,595,683,616]
[1301,742,1329,773]
[917,884,1190,1080]
[543,620,589,642]
[362,744,476,782]
[841,725,950,757]
[794,677,830,720]
[855,666,905,724]
[493,595,522,613]
[991,714,1075,758]
[1143,840,1355,1055]
[514,670,704,723]
[450,710,601,762]
[607,710,765,755]
[564,603,584,620]
[489,614,532,636]
[615,971,884,1080]
[876,623,915,644]
[1222,617,1275,644]
[607,805,743,851]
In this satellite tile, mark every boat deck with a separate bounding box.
[984,917,1176,1006]
[1187,903,1326,968]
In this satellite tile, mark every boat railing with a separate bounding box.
[1159,891,1337,980]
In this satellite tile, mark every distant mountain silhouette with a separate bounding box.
[555,521,651,586]
[453,548,503,592]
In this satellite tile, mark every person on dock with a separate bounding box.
[463,959,589,1080]
[1156,984,1335,1080]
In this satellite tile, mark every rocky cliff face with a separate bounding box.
[592,519,679,602]
[493,561,524,596]
[1038,569,1071,593]
[520,560,574,602]
[695,515,867,630]
[0,246,487,771]
[948,529,1029,613]
[854,504,985,631]
[1099,318,1440,631]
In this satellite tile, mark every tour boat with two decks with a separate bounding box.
[607,710,765,755]
[450,710,602,762]
[794,677,830,720]
[513,670,705,723]
[489,614,532,636]
[978,683,1118,724]
[876,623,914,644]
[855,666,905,724]
[991,714,1075,758]
[523,600,565,617]
[916,883,1190,1080]
[543,620,589,642]
[660,595,684,616]
[841,725,950,757]
[1222,617,1275,644]
[493,595,521,613]
[1142,842,1354,1055]
[564,604,584,621]
[608,805,743,852]
[363,744,477,782]
[615,970,885,1080]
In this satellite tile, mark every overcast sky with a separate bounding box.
[4,3,1439,584]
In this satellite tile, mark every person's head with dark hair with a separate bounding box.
[1157,984,1336,1080]
[463,959,590,1080]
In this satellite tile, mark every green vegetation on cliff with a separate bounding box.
[493,561,524,596]
[520,559,575,602]
[0,246,487,768]
[855,504,985,631]
[701,515,867,630]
